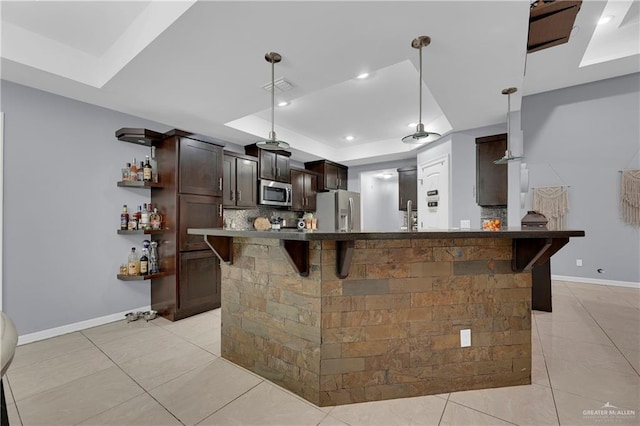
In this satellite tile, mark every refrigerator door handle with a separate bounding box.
[348,197,354,232]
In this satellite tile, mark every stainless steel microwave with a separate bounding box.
[259,179,292,207]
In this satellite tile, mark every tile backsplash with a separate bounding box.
[481,206,508,227]
[223,207,303,230]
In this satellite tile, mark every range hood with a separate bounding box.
[115,128,163,146]
[528,0,582,54]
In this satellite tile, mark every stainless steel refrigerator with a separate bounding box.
[316,190,361,232]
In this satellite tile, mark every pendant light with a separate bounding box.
[256,52,290,151]
[402,36,441,145]
[494,87,524,164]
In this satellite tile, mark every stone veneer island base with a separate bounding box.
[188,228,583,406]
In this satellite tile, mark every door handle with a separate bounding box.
[237,190,242,201]
[231,190,235,201]
[218,204,223,217]
[218,177,223,191]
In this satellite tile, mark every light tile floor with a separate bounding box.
[3,280,639,425]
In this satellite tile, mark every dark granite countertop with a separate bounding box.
[188,227,585,241]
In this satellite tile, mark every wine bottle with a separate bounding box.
[150,146,158,183]
[140,241,149,276]
[143,155,152,182]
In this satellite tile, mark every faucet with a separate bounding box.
[406,199,412,231]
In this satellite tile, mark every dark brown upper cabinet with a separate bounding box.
[290,168,318,212]
[244,144,291,183]
[476,133,507,206]
[223,153,258,208]
[397,166,417,211]
[305,160,348,191]
[175,133,223,197]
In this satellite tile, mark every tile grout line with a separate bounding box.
[193,381,264,425]
[437,395,449,425]
[4,376,24,426]
[533,308,562,425]
[442,400,519,425]
[563,285,640,377]
[79,329,186,426]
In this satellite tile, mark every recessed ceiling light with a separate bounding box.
[277,101,289,107]
[345,135,355,141]
[598,15,613,25]
[408,123,418,128]
[356,73,370,80]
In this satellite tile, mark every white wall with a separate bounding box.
[348,158,415,231]
[2,80,172,335]
[522,73,640,284]
[360,172,403,231]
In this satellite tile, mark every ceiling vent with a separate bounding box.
[261,77,294,93]
[528,0,582,53]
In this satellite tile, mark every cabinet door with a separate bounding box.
[337,166,348,190]
[325,163,339,190]
[276,154,290,183]
[236,158,258,208]
[259,150,277,181]
[398,169,418,210]
[222,155,236,206]
[304,173,317,211]
[290,169,305,211]
[179,250,221,312]
[179,194,222,251]
[476,134,507,206]
[179,138,223,196]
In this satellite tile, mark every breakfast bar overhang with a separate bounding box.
[189,228,584,406]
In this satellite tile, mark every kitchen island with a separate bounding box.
[189,227,583,406]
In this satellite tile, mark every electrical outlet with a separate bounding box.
[576,259,583,267]
[460,329,471,347]
[460,220,471,229]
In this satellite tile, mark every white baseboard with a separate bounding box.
[18,305,151,346]
[552,275,640,289]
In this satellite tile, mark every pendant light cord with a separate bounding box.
[418,45,423,126]
[506,91,511,150]
[271,58,275,138]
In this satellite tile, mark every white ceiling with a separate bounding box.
[1,1,638,166]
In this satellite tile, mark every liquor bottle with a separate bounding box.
[149,241,160,274]
[140,204,150,230]
[134,205,142,224]
[150,146,158,183]
[140,240,150,276]
[130,158,138,181]
[137,162,144,182]
[150,206,162,230]
[127,247,139,275]
[122,163,131,182]
[120,205,129,230]
[143,156,152,182]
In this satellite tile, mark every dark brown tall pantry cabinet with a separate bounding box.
[153,130,224,320]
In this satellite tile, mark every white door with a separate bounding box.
[418,156,449,229]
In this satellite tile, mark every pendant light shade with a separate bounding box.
[402,36,441,145]
[256,52,290,151]
[494,87,523,164]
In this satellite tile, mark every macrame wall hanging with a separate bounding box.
[620,170,640,226]
[533,186,569,230]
